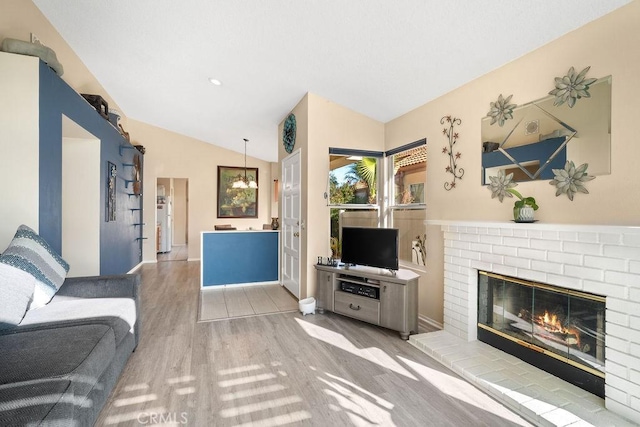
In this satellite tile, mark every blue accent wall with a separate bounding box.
[38,61,142,274]
[482,137,567,180]
[202,231,279,286]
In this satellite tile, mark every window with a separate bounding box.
[329,154,379,206]
[327,143,426,268]
[387,142,426,267]
[328,150,381,253]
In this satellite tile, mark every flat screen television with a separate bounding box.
[340,227,399,271]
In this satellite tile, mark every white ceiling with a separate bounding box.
[33,0,630,162]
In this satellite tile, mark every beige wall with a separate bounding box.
[61,135,101,277]
[0,52,40,248]
[385,1,640,325]
[1,0,125,121]
[173,178,188,245]
[130,120,273,262]
[280,93,385,299]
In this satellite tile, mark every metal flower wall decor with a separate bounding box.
[488,170,517,202]
[549,66,597,108]
[550,161,595,200]
[487,94,516,127]
[441,115,464,190]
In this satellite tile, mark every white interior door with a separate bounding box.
[281,150,301,298]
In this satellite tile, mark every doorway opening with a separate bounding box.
[61,115,100,276]
[156,177,189,262]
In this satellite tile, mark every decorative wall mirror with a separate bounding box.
[481,76,611,184]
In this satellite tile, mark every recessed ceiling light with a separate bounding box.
[208,78,222,86]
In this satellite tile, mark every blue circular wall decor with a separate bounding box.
[282,113,296,153]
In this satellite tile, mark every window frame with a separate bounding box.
[385,139,427,269]
[327,141,427,269]
[327,149,383,222]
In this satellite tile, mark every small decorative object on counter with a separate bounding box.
[488,170,538,222]
[118,123,130,142]
[108,109,120,127]
[412,234,426,266]
[508,189,538,222]
[316,256,337,266]
[0,38,64,76]
[81,94,109,119]
[271,217,279,230]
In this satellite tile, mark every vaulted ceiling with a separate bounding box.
[34,1,630,161]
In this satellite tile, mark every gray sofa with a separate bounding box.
[0,274,140,426]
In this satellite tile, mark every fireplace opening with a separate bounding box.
[477,271,605,397]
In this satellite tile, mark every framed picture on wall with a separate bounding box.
[106,161,117,221]
[217,166,259,218]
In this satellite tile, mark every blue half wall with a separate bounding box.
[202,231,279,287]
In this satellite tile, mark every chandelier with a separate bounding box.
[232,138,258,189]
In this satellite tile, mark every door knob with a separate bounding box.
[293,232,300,237]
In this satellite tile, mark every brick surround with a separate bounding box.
[428,220,640,424]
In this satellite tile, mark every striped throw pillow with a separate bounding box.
[0,225,69,309]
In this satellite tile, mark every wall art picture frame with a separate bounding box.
[106,161,117,221]
[217,166,259,218]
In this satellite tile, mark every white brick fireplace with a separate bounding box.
[422,220,640,425]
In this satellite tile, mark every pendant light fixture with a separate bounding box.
[232,138,258,189]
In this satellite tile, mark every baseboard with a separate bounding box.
[187,257,200,262]
[201,280,279,290]
[127,262,145,273]
[418,314,443,333]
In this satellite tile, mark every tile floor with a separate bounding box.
[199,284,299,322]
[409,330,636,427]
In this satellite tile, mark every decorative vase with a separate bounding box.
[271,217,279,230]
[515,205,535,222]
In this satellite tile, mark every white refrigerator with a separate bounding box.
[157,198,172,253]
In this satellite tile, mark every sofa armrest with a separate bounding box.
[56,274,140,299]
[56,274,141,348]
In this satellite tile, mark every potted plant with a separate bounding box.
[507,188,538,222]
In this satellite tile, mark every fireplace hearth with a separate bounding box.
[421,220,640,424]
[478,271,605,397]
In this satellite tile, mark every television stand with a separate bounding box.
[314,264,419,340]
[344,263,396,276]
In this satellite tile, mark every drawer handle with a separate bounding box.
[349,303,361,311]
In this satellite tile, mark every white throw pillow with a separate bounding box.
[0,263,36,329]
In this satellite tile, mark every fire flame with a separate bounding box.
[536,310,581,347]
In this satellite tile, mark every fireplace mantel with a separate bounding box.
[420,220,640,424]
[426,219,640,235]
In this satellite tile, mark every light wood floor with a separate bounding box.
[96,261,532,427]
[200,285,299,321]
[157,244,188,262]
